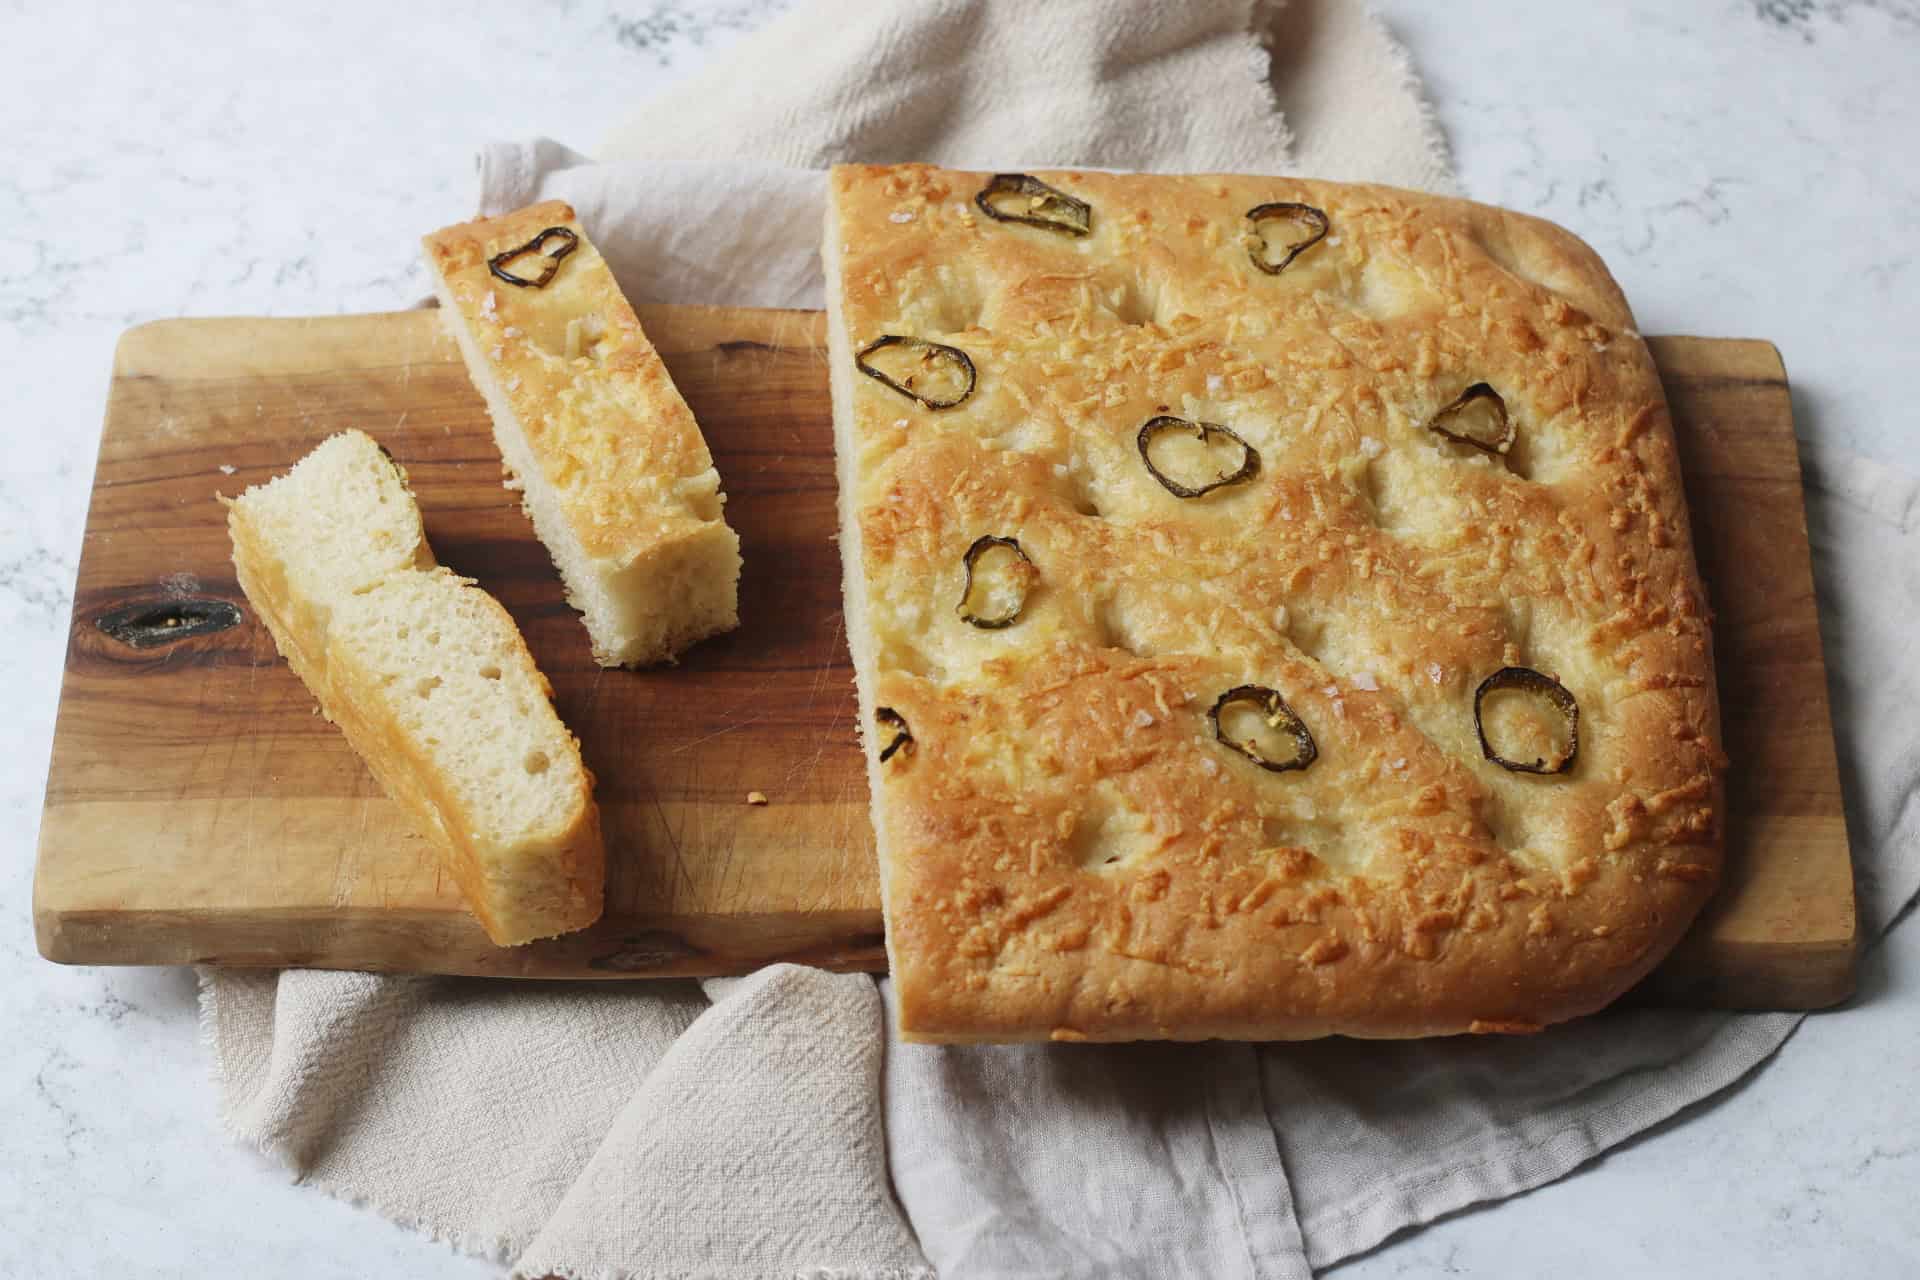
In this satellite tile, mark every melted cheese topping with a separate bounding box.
[828,166,1725,1042]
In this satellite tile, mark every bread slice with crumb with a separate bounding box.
[422,201,741,667]
[224,429,604,945]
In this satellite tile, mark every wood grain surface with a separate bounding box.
[33,309,1857,1009]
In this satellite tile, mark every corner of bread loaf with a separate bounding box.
[581,519,741,667]
[475,805,607,946]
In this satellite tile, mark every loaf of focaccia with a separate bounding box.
[824,165,1724,1042]
[424,202,741,667]
[225,430,604,946]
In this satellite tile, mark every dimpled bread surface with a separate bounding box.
[823,165,1725,1043]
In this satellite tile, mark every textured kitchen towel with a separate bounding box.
[199,2,1920,1277]
[204,965,932,1278]
[597,0,1456,193]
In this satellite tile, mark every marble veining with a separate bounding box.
[3,2,1916,1276]
[1751,0,1920,39]
[608,0,793,61]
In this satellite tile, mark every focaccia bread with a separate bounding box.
[225,430,604,946]
[824,165,1724,1042]
[424,201,741,667]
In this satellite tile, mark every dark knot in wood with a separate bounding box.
[95,598,244,649]
[589,931,704,972]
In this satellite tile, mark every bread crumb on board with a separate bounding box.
[746,790,769,806]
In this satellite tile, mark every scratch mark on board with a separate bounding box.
[670,713,767,755]
[647,775,697,901]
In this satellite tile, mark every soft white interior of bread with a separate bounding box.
[235,431,427,580]
[597,522,741,661]
[427,273,610,631]
[226,429,600,944]
[228,430,431,652]
[328,570,593,869]
[822,198,902,978]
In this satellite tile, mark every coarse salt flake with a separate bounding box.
[503,326,522,339]
[889,209,916,223]
[1428,662,1445,685]
[1206,374,1226,396]
[1132,708,1155,728]
[218,464,235,475]
[1352,671,1379,691]
[1272,605,1289,632]
[1199,756,1220,776]
[1359,436,1385,459]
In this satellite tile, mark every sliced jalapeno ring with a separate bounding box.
[487,226,579,288]
[875,706,914,764]
[1209,685,1318,773]
[1427,383,1515,456]
[975,173,1092,237]
[1245,202,1330,275]
[855,335,977,410]
[1474,666,1578,774]
[957,535,1037,629]
[1137,415,1260,498]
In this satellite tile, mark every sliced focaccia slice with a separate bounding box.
[424,201,741,666]
[225,430,604,945]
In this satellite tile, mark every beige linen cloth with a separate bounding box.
[200,3,1920,1278]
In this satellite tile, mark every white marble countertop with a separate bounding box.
[5,2,1917,1275]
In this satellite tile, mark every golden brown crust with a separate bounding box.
[423,201,727,562]
[424,203,741,668]
[826,165,1724,1042]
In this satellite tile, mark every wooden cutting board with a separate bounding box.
[33,308,1857,1009]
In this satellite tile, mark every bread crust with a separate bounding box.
[825,166,1724,1042]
